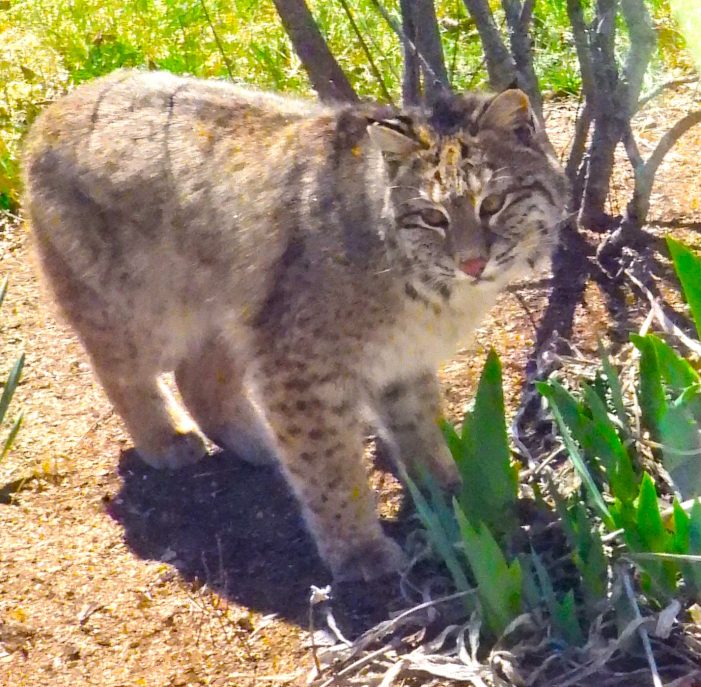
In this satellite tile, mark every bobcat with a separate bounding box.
[23,70,568,581]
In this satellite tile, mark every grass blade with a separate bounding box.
[0,412,23,463]
[0,276,8,311]
[0,352,24,426]
[538,382,614,528]
[400,464,471,593]
[668,238,701,339]
[599,341,630,434]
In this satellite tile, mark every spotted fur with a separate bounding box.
[23,70,568,581]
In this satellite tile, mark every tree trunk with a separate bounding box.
[414,0,450,104]
[272,0,358,103]
[501,0,543,120]
[578,0,622,229]
[576,0,657,230]
[461,0,517,91]
[400,0,421,105]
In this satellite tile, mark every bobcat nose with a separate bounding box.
[460,256,487,278]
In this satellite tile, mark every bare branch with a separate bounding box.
[338,0,394,105]
[626,110,701,228]
[399,0,420,105]
[272,0,358,103]
[579,0,622,229]
[622,121,644,172]
[461,0,517,91]
[368,0,449,97]
[199,0,235,82]
[620,0,657,112]
[414,0,450,103]
[565,102,592,191]
[565,0,596,100]
[448,9,466,87]
[637,76,700,112]
[502,0,543,120]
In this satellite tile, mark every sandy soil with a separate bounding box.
[0,86,699,687]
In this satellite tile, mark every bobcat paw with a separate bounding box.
[429,453,461,493]
[137,430,208,470]
[209,425,277,466]
[330,536,408,582]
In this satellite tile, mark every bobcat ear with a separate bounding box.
[366,121,422,156]
[480,89,532,130]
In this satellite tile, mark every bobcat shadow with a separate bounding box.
[108,449,409,632]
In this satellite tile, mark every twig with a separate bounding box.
[511,290,539,334]
[622,109,701,230]
[565,101,592,188]
[314,643,397,687]
[368,0,446,92]
[622,120,644,172]
[637,75,700,112]
[628,551,701,564]
[199,0,235,82]
[622,569,663,687]
[338,0,395,105]
[552,614,649,687]
[639,109,701,185]
[349,588,476,658]
[448,0,464,87]
[308,585,332,676]
[624,267,701,357]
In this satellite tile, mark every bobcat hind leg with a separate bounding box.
[175,335,276,466]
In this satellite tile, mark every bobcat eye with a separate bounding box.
[479,194,504,217]
[420,207,449,228]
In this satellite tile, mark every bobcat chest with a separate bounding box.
[366,283,499,387]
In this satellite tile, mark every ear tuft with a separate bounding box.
[366,121,422,156]
[480,89,532,130]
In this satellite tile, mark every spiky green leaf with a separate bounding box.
[456,349,518,534]
[667,238,701,339]
[0,352,24,426]
[454,501,522,637]
[599,341,630,434]
[631,334,667,440]
[538,382,614,528]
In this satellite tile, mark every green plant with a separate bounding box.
[443,350,519,537]
[405,349,525,637]
[0,277,24,462]
[0,0,688,212]
[406,239,701,648]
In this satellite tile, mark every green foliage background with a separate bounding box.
[0,0,690,210]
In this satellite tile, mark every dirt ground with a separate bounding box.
[1,86,700,687]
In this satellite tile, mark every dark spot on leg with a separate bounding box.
[331,401,351,416]
[284,379,311,392]
[383,382,404,402]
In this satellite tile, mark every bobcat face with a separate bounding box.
[367,89,569,300]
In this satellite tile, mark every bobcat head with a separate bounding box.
[366,89,569,300]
